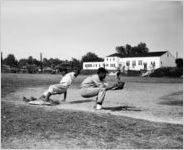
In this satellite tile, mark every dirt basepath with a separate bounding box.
[2,82,183,125]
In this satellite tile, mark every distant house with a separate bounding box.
[20,66,28,73]
[83,51,176,71]
[1,65,19,73]
[1,65,11,73]
[43,67,55,74]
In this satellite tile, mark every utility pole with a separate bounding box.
[40,52,43,73]
[1,52,3,65]
[176,51,178,59]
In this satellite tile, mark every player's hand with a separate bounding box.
[114,82,125,90]
[113,82,119,87]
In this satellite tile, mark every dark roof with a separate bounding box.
[107,51,167,58]
[83,59,104,62]
[107,53,124,57]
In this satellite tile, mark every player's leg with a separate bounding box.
[62,91,67,102]
[40,85,55,101]
[96,88,106,110]
[80,87,106,110]
[45,92,52,101]
[46,84,67,104]
[80,87,100,98]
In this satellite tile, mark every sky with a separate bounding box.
[1,0,183,60]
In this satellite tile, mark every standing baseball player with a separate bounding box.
[39,69,80,103]
[115,67,121,82]
[80,67,118,110]
[112,67,125,90]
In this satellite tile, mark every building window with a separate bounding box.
[132,60,136,67]
[113,58,115,61]
[85,64,92,68]
[126,61,130,66]
[106,58,108,61]
[152,61,155,68]
[138,60,142,65]
[110,64,115,67]
[167,53,169,57]
[143,63,147,70]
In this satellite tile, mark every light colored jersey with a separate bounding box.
[81,74,107,88]
[59,72,76,87]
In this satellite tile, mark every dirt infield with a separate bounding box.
[2,82,182,124]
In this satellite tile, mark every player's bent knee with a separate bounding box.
[80,90,96,98]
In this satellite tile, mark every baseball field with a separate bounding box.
[1,73,183,149]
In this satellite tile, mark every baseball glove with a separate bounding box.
[113,81,125,90]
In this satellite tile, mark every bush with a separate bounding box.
[80,69,97,75]
[150,67,183,78]
[175,58,183,68]
[27,65,38,74]
[127,70,141,76]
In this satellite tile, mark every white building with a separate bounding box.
[83,51,176,71]
[83,62,105,70]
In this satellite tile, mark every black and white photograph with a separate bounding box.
[1,0,183,149]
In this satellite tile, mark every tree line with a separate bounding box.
[1,42,182,73]
[1,52,105,73]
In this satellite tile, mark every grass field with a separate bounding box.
[1,73,183,149]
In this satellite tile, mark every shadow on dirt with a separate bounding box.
[69,99,94,104]
[159,100,183,106]
[102,106,141,112]
[159,91,183,106]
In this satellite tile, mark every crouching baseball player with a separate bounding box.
[39,69,80,103]
[80,67,118,110]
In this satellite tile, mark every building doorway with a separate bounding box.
[143,63,147,70]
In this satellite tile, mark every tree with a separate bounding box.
[71,58,79,69]
[18,59,28,68]
[125,44,132,54]
[49,58,62,68]
[115,46,126,55]
[4,54,18,67]
[70,58,82,70]
[27,64,38,73]
[131,46,139,54]
[115,42,149,55]
[81,52,103,62]
[43,58,51,67]
[32,58,41,66]
[137,42,149,53]
[175,58,183,68]
[28,56,34,65]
